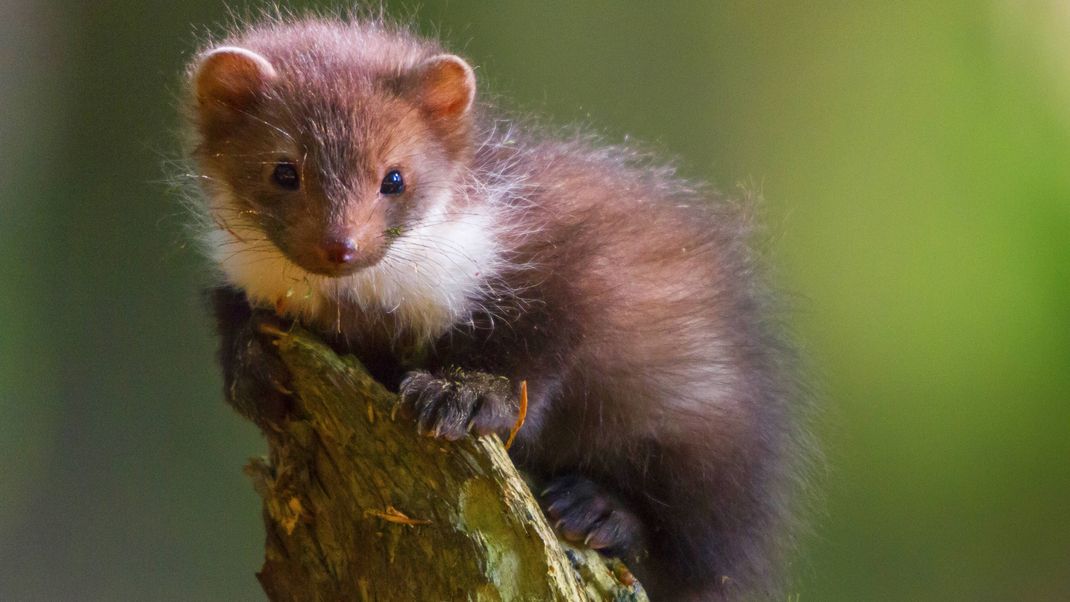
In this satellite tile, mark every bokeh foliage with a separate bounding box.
[2,1,1068,599]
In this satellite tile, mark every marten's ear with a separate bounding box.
[408,54,476,121]
[193,46,276,114]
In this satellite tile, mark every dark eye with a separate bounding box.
[380,169,405,195]
[271,162,300,190]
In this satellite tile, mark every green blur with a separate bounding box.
[2,1,1067,599]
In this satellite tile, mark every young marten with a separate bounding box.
[183,14,808,601]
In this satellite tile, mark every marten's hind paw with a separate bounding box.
[398,369,518,441]
[542,475,644,557]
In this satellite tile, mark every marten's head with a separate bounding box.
[185,20,496,337]
[191,22,475,276]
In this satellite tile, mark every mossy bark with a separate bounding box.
[241,327,646,601]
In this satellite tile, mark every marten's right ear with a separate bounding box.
[193,46,276,116]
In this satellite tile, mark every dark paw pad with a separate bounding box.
[542,475,643,556]
[398,369,517,441]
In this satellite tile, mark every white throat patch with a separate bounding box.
[203,191,502,343]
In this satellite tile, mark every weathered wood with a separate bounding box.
[241,326,646,601]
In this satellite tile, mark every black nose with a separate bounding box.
[323,238,358,265]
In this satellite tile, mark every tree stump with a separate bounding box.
[239,326,647,601]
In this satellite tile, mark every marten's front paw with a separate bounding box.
[211,287,294,427]
[398,369,518,441]
[542,475,644,557]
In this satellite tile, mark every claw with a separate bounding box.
[256,322,288,338]
[268,377,293,395]
[541,480,566,497]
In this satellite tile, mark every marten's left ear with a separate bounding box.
[193,46,277,115]
[409,54,476,121]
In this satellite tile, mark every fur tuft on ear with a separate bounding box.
[193,46,277,114]
[409,54,476,121]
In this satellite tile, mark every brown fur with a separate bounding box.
[184,14,810,601]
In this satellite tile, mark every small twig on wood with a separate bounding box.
[505,380,529,450]
[364,505,433,526]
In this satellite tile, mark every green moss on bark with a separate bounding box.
[239,327,645,601]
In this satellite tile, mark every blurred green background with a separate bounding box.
[3,1,1069,599]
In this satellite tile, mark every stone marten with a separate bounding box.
[182,14,810,601]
